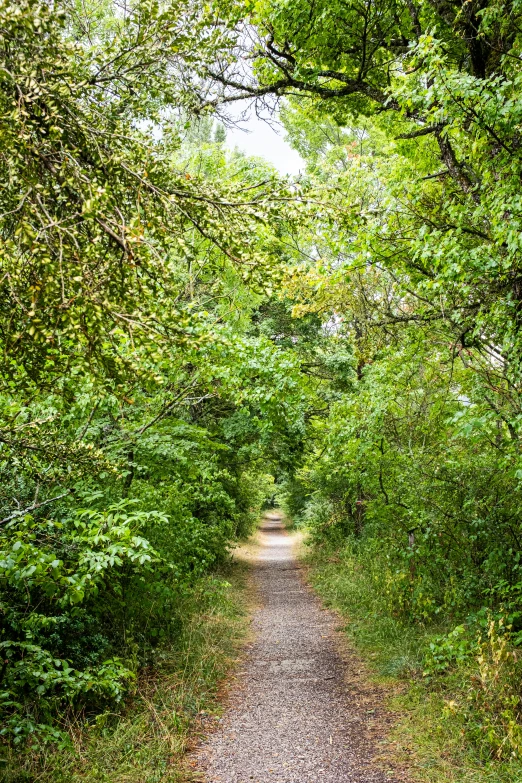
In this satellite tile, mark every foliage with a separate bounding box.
[0,0,293,385]
[308,545,522,781]
[197,0,522,769]
[0,0,305,752]
[6,0,522,776]
[1,566,248,782]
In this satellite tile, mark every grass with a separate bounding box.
[305,543,522,783]
[1,562,250,783]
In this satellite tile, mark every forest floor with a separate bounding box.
[191,512,402,783]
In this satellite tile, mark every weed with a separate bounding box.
[306,543,522,783]
[0,564,249,783]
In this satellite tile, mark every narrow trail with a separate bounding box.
[195,513,396,783]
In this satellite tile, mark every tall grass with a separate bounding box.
[1,564,250,783]
[306,543,522,783]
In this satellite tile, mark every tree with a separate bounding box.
[0,0,308,744]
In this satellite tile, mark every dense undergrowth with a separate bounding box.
[1,563,249,783]
[306,540,522,782]
[5,0,522,777]
[0,0,303,762]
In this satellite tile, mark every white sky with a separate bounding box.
[224,107,304,176]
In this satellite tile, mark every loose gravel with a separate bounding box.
[195,514,396,783]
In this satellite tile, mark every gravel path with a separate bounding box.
[195,514,395,783]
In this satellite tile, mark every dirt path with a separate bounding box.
[195,513,396,782]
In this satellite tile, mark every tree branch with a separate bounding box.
[1,492,71,525]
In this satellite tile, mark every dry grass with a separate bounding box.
[305,546,522,783]
[0,566,251,783]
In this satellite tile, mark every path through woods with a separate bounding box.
[195,514,397,782]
